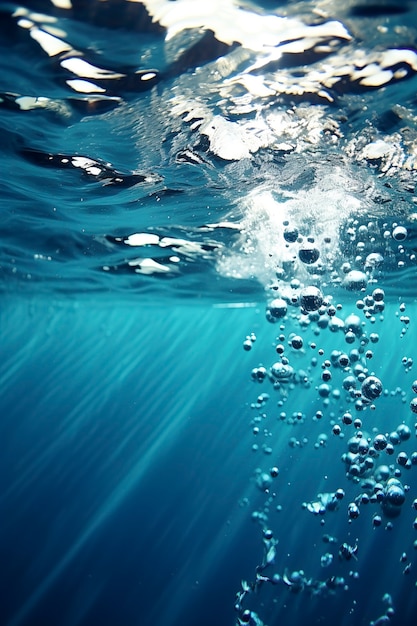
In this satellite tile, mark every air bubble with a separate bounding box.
[291,335,303,350]
[343,270,367,291]
[267,298,287,320]
[361,376,383,401]
[392,225,408,241]
[298,244,320,265]
[299,286,323,312]
[283,227,299,243]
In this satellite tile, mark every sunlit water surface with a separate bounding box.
[1,1,417,626]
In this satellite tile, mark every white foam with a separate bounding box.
[216,167,362,289]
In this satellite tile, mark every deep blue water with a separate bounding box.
[1,2,417,626]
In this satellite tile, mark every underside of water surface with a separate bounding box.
[1,1,417,626]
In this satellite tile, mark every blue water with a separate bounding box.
[1,1,417,625]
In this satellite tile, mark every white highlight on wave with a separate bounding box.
[140,0,350,50]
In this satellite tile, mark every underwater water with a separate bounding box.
[1,1,417,625]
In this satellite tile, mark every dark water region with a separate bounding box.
[1,1,417,626]
[1,302,264,626]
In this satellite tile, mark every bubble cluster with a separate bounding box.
[236,224,416,625]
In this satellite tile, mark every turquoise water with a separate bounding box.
[1,1,417,625]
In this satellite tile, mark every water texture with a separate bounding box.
[1,1,417,625]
